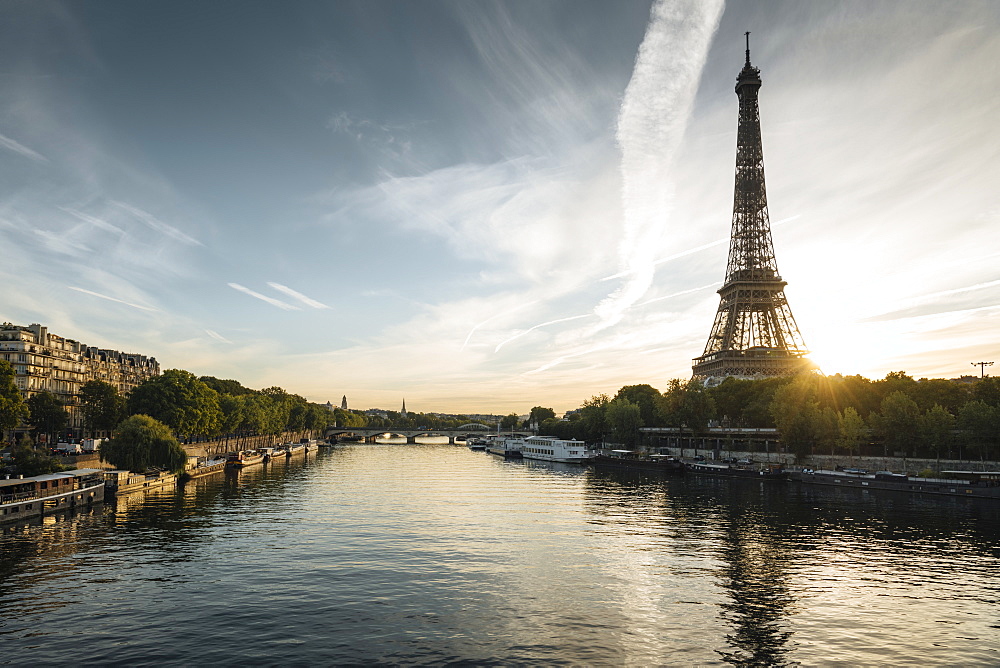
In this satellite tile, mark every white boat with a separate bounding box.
[520,436,590,464]
[486,435,524,459]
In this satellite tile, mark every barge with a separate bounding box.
[591,450,684,474]
[1,469,105,524]
[789,468,1000,499]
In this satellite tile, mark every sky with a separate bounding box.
[1,0,999,415]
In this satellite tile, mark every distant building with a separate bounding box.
[0,322,159,437]
[341,395,348,410]
[401,399,407,418]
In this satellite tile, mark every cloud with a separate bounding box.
[228,283,300,311]
[68,286,159,312]
[601,0,725,331]
[267,282,330,309]
[0,132,47,163]
[112,200,202,246]
[205,329,233,344]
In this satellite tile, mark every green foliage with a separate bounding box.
[613,385,661,427]
[127,369,222,437]
[578,394,610,443]
[0,359,29,432]
[199,376,257,396]
[26,391,68,439]
[528,406,556,425]
[10,439,65,476]
[606,397,642,447]
[499,413,520,430]
[973,377,1000,408]
[661,379,715,433]
[100,414,187,472]
[770,376,822,457]
[871,391,921,455]
[80,380,124,435]
[956,400,999,459]
[920,404,955,457]
[836,407,866,456]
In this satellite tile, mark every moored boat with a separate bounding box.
[485,436,524,459]
[226,450,266,469]
[789,468,1000,499]
[591,450,684,474]
[520,436,589,464]
[686,460,788,479]
[1,469,105,524]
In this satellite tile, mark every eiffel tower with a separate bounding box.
[692,34,812,384]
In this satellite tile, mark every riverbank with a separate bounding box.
[656,446,999,475]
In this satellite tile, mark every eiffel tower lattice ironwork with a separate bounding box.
[692,34,812,384]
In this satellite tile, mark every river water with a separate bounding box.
[2,443,998,666]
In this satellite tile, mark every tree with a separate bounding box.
[500,413,520,430]
[0,359,29,434]
[770,377,822,458]
[26,391,69,443]
[614,385,661,427]
[661,379,715,434]
[871,391,921,456]
[836,407,866,461]
[10,434,64,476]
[528,406,556,426]
[100,414,187,472]
[920,404,955,462]
[127,369,223,437]
[957,400,999,462]
[79,380,124,436]
[606,397,642,447]
[578,394,610,443]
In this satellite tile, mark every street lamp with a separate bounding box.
[971,361,994,378]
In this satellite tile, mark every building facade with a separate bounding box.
[0,322,159,437]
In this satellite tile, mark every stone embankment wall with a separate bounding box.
[661,446,999,473]
[56,432,321,467]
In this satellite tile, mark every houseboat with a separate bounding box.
[591,450,685,474]
[486,436,524,459]
[226,450,266,469]
[104,469,179,495]
[520,436,589,464]
[788,468,1000,499]
[687,460,788,480]
[1,469,105,525]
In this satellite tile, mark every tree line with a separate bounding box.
[0,361,338,475]
[532,372,1000,462]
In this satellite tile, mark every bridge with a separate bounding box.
[325,424,519,444]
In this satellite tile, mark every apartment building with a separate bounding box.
[0,322,159,436]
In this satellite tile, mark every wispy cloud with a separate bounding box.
[0,132,47,163]
[112,200,202,246]
[228,283,300,311]
[267,282,330,309]
[205,329,233,344]
[61,207,126,236]
[68,286,158,312]
[600,0,724,331]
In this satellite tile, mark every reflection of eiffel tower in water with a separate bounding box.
[692,34,812,385]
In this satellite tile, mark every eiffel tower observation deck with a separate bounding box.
[692,34,813,385]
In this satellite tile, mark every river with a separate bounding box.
[2,443,998,665]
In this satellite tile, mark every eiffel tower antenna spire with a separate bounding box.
[692,35,812,385]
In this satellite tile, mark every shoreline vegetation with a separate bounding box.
[3,361,1000,479]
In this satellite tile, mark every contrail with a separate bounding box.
[599,0,724,331]
[268,282,329,309]
[602,215,801,282]
[494,314,593,353]
[228,283,299,311]
[68,286,158,312]
[460,300,539,351]
[0,132,47,162]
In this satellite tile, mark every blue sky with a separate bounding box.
[2,1,999,414]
